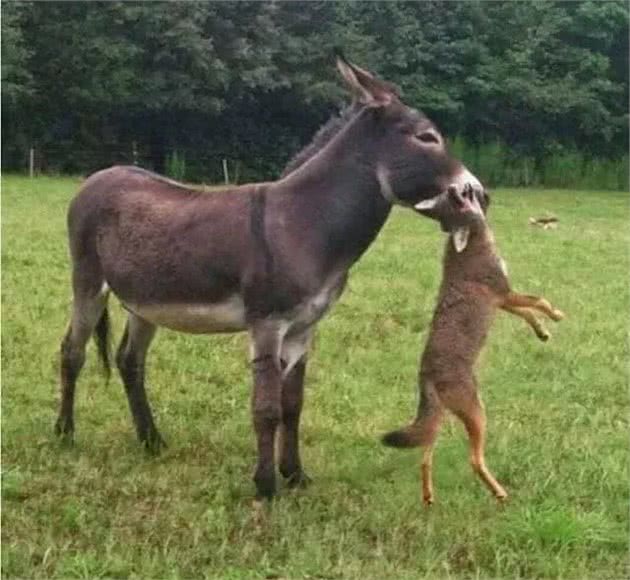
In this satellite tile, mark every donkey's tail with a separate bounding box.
[381,421,427,448]
[93,306,111,380]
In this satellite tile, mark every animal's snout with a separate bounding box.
[447,180,489,216]
[445,165,488,214]
[446,168,483,196]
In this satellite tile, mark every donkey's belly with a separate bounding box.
[125,296,247,334]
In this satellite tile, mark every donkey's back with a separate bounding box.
[68,165,258,313]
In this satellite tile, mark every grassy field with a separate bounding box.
[2,175,628,579]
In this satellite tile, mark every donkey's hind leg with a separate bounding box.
[55,287,108,439]
[116,312,165,453]
[446,385,507,501]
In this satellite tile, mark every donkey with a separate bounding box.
[382,187,564,504]
[56,56,486,500]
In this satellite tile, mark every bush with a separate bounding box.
[451,138,628,191]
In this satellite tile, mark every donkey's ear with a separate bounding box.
[336,55,393,106]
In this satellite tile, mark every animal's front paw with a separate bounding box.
[551,309,565,321]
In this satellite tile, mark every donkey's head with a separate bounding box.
[336,56,485,224]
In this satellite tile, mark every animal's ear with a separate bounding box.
[452,227,470,253]
[336,54,393,107]
[414,198,439,211]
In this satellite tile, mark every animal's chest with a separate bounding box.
[288,274,347,333]
[474,253,510,294]
[496,255,508,276]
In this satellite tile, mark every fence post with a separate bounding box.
[29,147,35,178]
[222,158,230,185]
[234,160,241,185]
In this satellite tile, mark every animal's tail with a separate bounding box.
[93,306,111,379]
[381,420,428,448]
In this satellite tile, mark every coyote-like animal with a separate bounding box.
[383,187,564,504]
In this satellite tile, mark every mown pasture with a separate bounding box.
[2,175,628,579]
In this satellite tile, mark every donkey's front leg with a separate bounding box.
[279,357,311,488]
[250,322,285,500]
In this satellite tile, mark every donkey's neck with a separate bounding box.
[285,162,392,271]
[275,110,393,271]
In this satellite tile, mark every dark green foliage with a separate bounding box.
[1,1,628,187]
[451,138,629,190]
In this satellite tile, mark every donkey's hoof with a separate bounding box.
[285,469,312,489]
[254,468,277,500]
[54,418,74,443]
[141,432,167,455]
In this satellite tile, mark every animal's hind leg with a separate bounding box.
[116,312,165,453]
[415,385,445,505]
[55,288,108,439]
[417,397,444,506]
[448,387,507,501]
[504,292,564,321]
[421,445,436,506]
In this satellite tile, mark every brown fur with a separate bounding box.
[383,219,564,504]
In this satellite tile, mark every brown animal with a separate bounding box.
[383,187,564,504]
[56,55,487,501]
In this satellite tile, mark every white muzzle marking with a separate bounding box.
[376,164,409,206]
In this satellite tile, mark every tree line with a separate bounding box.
[2,1,628,188]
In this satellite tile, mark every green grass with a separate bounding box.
[2,175,628,579]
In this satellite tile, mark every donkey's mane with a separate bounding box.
[281,102,362,177]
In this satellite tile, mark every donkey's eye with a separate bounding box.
[416,131,440,144]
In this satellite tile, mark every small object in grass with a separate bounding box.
[529,215,559,229]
